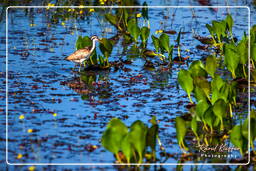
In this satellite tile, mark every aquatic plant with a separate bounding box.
[101,117,159,164]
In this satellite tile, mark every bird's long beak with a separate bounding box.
[98,38,103,43]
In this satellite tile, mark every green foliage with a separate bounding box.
[224,43,240,78]
[127,19,141,42]
[175,117,188,151]
[205,55,217,78]
[151,35,160,53]
[140,26,150,43]
[101,117,159,164]
[177,69,194,103]
[99,38,113,58]
[129,121,148,163]
[212,99,227,130]
[142,2,149,20]
[76,36,91,50]
[102,118,128,155]
[188,60,207,78]
[230,124,245,155]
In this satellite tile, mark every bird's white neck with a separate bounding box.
[90,39,97,54]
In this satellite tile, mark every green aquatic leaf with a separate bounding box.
[206,24,214,37]
[175,117,188,151]
[76,36,91,50]
[212,99,227,130]
[151,35,160,53]
[237,38,248,65]
[225,14,234,33]
[212,20,226,41]
[205,55,217,78]
[204,107,215,133]
[159,33,170,53]
[194,86,208,102]
[121,134,133,163]
[211,75,225,91]
[129,120,147,163]
[99,38,113,58]
[127,19,141,42]
[224,43,240,78]
[196,100,210,119]
[140,26,150,43]
[142,2,149,20]
[230,125,244,155]
[146,123,158,152]
[251,43,256,62]
[191,117,198,138]
[101,118,128,155]
[194,77,211,101]
[189,60,207,78]
[105,13,118,27]
[176,28,182,45]
[177,69,194,103]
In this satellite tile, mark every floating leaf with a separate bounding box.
[177,69,194,103]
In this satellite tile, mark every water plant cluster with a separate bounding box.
[101,117,159,164]
[45,3,255,165]
[71,8,256,165]
[176,15,255,157]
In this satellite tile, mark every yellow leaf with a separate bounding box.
[17,153,22,159]
[27,129,33,133]
[19,115,25,120]
[79,10,83,14]
[61,22,65,26]
[53,113,57,117]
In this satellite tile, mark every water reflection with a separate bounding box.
[63,70,111,101]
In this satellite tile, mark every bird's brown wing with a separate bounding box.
[65,48,90,61]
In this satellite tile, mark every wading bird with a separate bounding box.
[65,35,99,72]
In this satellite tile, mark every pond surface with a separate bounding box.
[0,1,255,170]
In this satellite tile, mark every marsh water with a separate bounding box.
[0,0,255,170]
